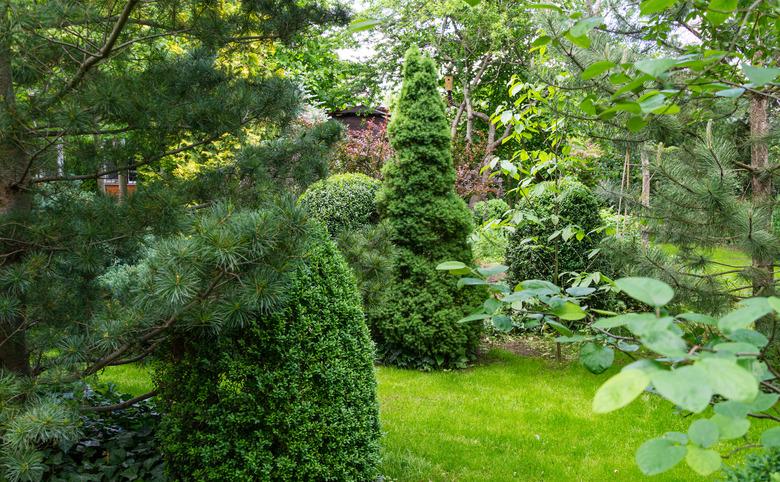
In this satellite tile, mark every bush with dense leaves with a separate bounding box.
[721,449,780,481]
[41,385,164,482]
[155,228,381,481]
[371,47,482,369]
[299,173,380,235]
[472,198,510,226]
[506,181,606,288]
[336,221,395,309]
[470,199,511,263]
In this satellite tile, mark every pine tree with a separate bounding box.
[370,46,481,369]
[0,1,354,478]
[611,128,780,319]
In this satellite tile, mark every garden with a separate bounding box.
[0,0,779,481]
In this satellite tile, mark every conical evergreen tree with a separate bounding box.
[371,47,481,369]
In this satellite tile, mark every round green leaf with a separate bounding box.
[650,366,712,413]
[593,369,649,414]
[688,419,719,448]
[550,301,587,321]
[580,342,614,374]
[685,445,721,476]
[762,427,780,448]
[581,60,616,80]
[636,437,686,475]
[615,277,674,307]
[710,414,750,440]
[698,358,758,402]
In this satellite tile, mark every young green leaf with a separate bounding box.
[639,0,678,15]
[698,358,758,402]
[742,64,780,87]
[593,369,650,413]
[710,414,750,440]
[436,261,467,271]
[650,366,713,413]
[685,445,721,476]
[706,0,737,25]
[550,302,587,321]
[615,277,674,307]
[581,60,616,80]
[636,438,686,475]
[718,299,773,332]
[761,427,780,448]
[687,419,719,448]
[634,58,678,77]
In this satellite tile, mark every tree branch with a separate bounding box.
[82,389,158,412]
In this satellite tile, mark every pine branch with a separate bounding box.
[82,272,227,377]
[29,131,228,184]
[44,0,140,108]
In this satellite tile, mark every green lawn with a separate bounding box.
[100,348,766,481]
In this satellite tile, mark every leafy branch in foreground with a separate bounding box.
[439,260,780,477]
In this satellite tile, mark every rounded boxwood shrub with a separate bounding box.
[155,229,381,481]
[506,181,605,288]
[298,173,380,235]
[472,198,510,226]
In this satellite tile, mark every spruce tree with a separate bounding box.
[371,46,481,369]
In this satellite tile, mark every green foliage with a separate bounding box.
[470,198,511,263]
[722,449,780,482]
[335,221,395,308]
[298,173,381,235]
[41,385,163,481]
[472,198,510,226]
[0,1,352,476]
[370,248,484,369]
[372,46,481,369]
[155,227,381,481]
[505,181,606,287]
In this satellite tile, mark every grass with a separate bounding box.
[100,348,770,481]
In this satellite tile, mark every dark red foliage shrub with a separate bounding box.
[452,138,503,202]
[331,119,393,178]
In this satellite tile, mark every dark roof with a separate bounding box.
[329,105,389,118]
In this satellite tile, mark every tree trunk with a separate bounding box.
[749,92,777,353]
[640,144,654,248]
[749,93,773,296]
[0,4,32,375]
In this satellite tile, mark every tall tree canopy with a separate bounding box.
[0,0,352,478]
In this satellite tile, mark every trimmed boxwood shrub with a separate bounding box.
[472,198,510,226]
[370,47,482,370]
[155,228,381,481]
[298,173,380,235]
[506,181,605,288]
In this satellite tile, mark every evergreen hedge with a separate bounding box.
[155,228,381,481]
[506,181,605,288]
[298,173,380,235]
[371,47,482,369]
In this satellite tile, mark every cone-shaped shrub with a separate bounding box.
[370,47,482,369]
[155,227,381,480]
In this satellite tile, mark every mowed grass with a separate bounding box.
[101,349,764,481]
